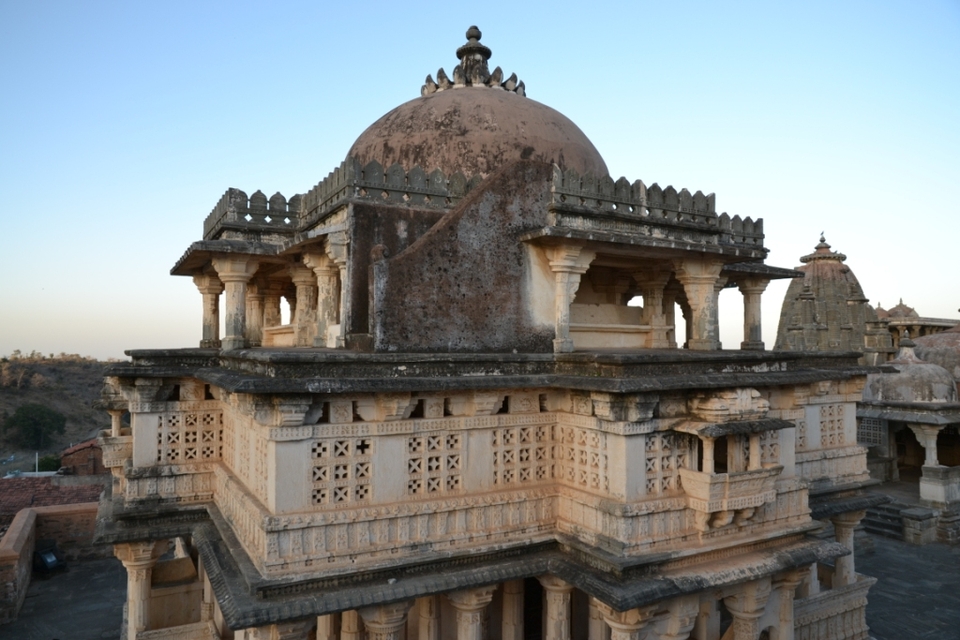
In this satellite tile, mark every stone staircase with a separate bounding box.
[863,501,908,540]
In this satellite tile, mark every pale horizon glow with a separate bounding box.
[1,1,958,360]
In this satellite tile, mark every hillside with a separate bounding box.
[0,352,117,473]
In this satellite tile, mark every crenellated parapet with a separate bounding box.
[202,188,301,240]
[549,166,765,250]
[299,157,481,230]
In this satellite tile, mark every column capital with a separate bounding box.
[546,244,595,273]
[193,272,224,295]
[114,540,165,567]
[672,257,723,282]
[448,585,498,611]
[211,256,258,282]
[358,601,415,634]
[289,263,317,286]
[325,231,350,266]
[736,276,771,296]
[831,509,866,530]
[304,251,339,275]
[538,575,574,593]
[723,577,772,617]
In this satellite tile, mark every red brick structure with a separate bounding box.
[0,477,102,528]
[60,438,106,476]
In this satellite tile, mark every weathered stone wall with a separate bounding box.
[0,502,105,623]
[371,160,555,352]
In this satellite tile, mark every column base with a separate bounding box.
[553,339,574,353]
[740,340,765,350]
[199,339,221,349]
[686,339,719,351]
[221,338,246,350]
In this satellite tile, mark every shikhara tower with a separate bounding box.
[98,28,881,640]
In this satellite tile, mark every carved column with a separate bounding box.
[212,257,257,350]
[115,540,165,640]
[748,433,762,470]
[539,576,574,640]
[673,258,723,350]
[290,265,318,347]
[634,270,672,348]
[546,245,596,353]
[772,571,803,640]
[662,286,679,348]
[418,596,440,640]
[245,283,265,347]
[193,273,223,348]
[304,252,340,348]
[594,601,656,640]
[326,232,350,348]
[340,611,363,640]
[701,436,715,474]
[108,409,124,437]
[711,276,728,350]
[261,281,285,329]
[909,424,942,467]
[358,601,414,640]
[316,614,339,640]
[797,562,820,599]
[655,595,699,640]
[272,620,315,640]
[723,578,771,640]
[738,277,770,350]
[831,510,865,587]
[449,586,497,640]
[502,580,524,640]
[587,598,611,640]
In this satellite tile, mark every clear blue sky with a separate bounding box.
[1,1,958,360]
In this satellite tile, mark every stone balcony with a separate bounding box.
[99,429,133,470]
[679,465,782,531]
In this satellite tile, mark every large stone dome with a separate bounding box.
[863,339,959,404]
[346,27,607,179]
[914,322,960,382]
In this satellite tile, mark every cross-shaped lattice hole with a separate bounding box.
[408,479,422,494]
[408,458,422,474]
[519,448,530,462]
[536,466,549,480]
[408,438,423,453]
[427,435,442,451]
[202,413,216,426]
[519,468,531,482]
[333,487,349,502]
[334,464,349,480]
[520,428,532,443]
[504,430,516,445]
[355,485,369,501]
[445,475,459,491]
[334,440,350,457]
[356,439,371,455]
[446,454,460,471]
[312,466,328,482]
[355,462,370,479]
[202,446,215,458]
[445,434,460,449]
[427,478,441,492]
[312,442,329,458]
[427,456,441,472]
[312,488,328,504]
[185,414,198,427]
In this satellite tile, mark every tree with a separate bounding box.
[2,404,66,449]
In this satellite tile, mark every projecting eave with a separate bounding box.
[858,400,960,425]
[721,261,803,280]
[170,240,286,276]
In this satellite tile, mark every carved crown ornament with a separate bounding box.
[688,388,770,423]
[422,26,526,97]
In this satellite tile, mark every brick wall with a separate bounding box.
[0,502,105,622]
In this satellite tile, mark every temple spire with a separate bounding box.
[422,27,526,96]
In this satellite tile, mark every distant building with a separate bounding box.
[60,438,106,476]
[98,27,881,640]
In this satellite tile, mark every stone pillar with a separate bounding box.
[193,274,224,348]
[290,265,318,347]
[673,258,723,350]
[831,510,865,587]
[594,601,656,640]
[212,257,258,350]
[108,409,124,437]
[701,436,715,474]
[115,540,165,640]
[341,610,363,640]
[772,571,803,640]
[263,280,286,329]
[546,245,596,353]
[449,586,497,640]
[272,620,315,639]
[245,283,265,347]
[738,278,770,350]
[539,576,574,640]
[285,290,298,324]
[304,252,340,348]
[909,424,942,467]
[418,596,440,640]
[723,578,771,640]
[358,601,414,640]
[634,270,672,348]
[663,287,679,348]
[587,598,610,640]
[316,614,339,640]
[711,277,728,350]
[502,579,524,640]
[749,433,761,470]
[796,562,820,599]
[326,232,350,348]
[655,595,699,640]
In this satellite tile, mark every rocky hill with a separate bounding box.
[0,352,116,473]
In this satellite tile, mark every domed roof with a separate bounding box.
[347,27,608,179]
[886,298,919,318]
[914,321,960,382]
[863,338,959,404]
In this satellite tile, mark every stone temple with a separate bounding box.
[97,28,883,640]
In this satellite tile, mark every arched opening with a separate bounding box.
[894,425,924,482]
[939,425,960,467]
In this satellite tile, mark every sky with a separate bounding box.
[1,1,958,360]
